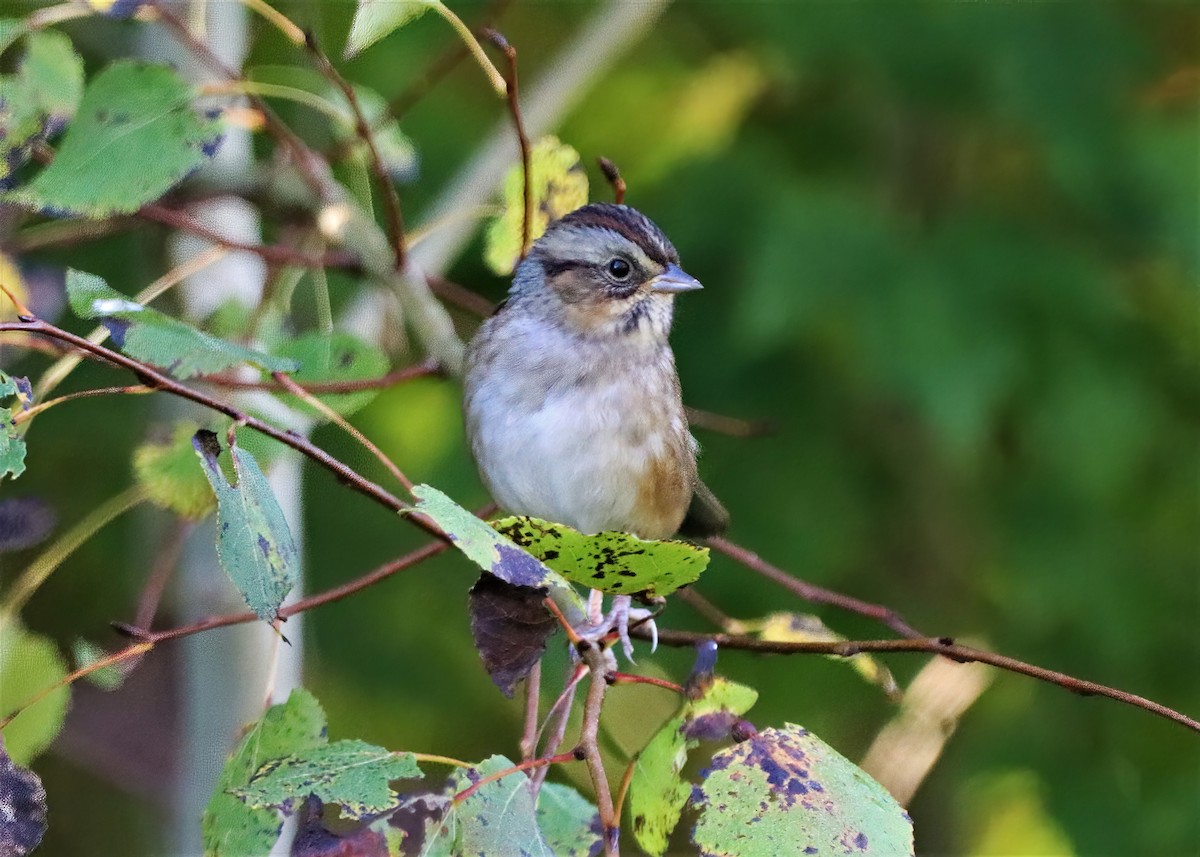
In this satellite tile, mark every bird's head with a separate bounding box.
[511,203,702,340]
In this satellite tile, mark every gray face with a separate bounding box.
[527,204,695,337]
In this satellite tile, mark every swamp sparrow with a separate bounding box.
[464,203,727,654]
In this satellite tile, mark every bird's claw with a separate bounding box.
[577,594,657,663]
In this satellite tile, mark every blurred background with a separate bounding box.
[2,1,1197,855]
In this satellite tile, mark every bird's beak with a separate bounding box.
[649,264,703,294]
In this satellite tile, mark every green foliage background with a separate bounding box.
[3,1,1197,855]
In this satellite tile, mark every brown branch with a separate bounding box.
[0,318,442,536]
[708,536,925,640]
[139,203,355,269]
[117,539,449,645]
[578,643,619,855]
[452,749,579,804]
[521,660,542,764]
[304,31,408,271]
[483,30,533,258]
[135,519,194,629]
[597,157,626,206]
[155,6,329,199]
[643,628,1200,734]
[426,274,498,318]
[201,359,442,393]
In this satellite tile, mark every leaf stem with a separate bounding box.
[578,644,619,856]
[199,79,345,122]
[12,385,153,425]
[236,0,306,45]
[452,750,578,804]
[432,2,508,97]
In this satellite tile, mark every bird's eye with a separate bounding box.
[606,258,631,280]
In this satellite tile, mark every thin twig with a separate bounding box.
[597,157,626,205]
[453,750,579,804]
[271,370,414,494]
[684,406,774,438]
[484,30,532,258]
[530,662,586,793]
[521,660,542,764]
[135,519,194,629]
[708,536,925,639]
[12,385,152,425]
[116,540,450,645]
[140,204,354,269]
[154,5,328,198]
[643,628,1200,734]
[1,318,428,530]
[304,31,407,271]
[201,359,441,393]
[578,644,619,856]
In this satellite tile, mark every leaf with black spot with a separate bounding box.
[203,688,327,857]
[193,429,298,622]
[409,485,586,625]
[290,795,390,857]
[689,724,914,856]
[468,573,558,697]
[0,742,47,857]
[629,677,758,857]
[493,516,710,598]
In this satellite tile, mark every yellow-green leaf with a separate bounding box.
[484,136,589,275]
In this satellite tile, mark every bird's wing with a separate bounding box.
[677,479,729,539]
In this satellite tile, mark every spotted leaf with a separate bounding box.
[689,724,914,856]
[493,516,709,598]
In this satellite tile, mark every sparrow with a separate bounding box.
[463,203,727,656]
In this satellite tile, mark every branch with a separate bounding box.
[643,628,1200,734]
[117,539,450,645]
[304,31,408,271]
[708,536,925,639]
[139,203,355,269]
[597,157,626,205]
[578,644,618,856]
[200,359,441,393]
[0,318,434,531]
[484,30,533,258]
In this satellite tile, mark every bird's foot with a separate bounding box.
[577,594,657,663]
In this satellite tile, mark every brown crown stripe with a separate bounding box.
[553,204,678,267]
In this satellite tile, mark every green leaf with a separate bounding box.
[535,783,601,857]
[629,677,758,856]
[493,516,710,598]
[134,422,217,520]
[0,617,69,765]
[425,756,553,857]
[0,371,27,480]
[272,332,389,417]
[66,269,296,380]
[484,136,589,275]
[193,430,299,622]
[6,60,223,217]
[729,612,901,701]
[410,485,586,623]
[0,30,85,182]
[689,724,915,856]
[203,688,327,857]
[71,638,124,690]
[235,740,421,819]
[344,0,439,59]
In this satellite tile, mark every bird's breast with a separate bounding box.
[464,329,695,539]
